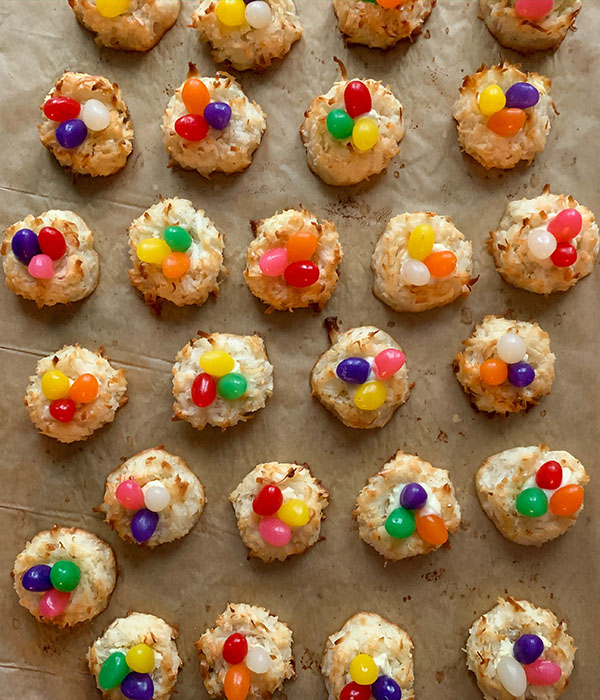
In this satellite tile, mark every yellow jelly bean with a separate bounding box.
[96,0,130,18]
[353,381,386,411]
[41,370,70,400]
[407,224,435,261]
[478,84,506,116]
[349,654,378,685]
[200,350,235,377]
[136,238,171,265]
[352,117,378,152]
[125,644,155,674]
[277,499,310,528]
[215,0,246,26]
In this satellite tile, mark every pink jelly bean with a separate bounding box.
[374,348,406,379]
[116,479,145,510]
[258,517,291,547]
[39,589,70,618]
[28,254,54,279]
[547,208,582,242]
[515,0,553,20]
[525,659,562,686]
[259,248,288,277]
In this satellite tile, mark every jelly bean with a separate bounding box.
[245,0,272,27]
[478,84,506,116]
[200,350,235,377]
[496,333,526,365]
[374,348,405,379]
[401,259,430,286]
[96,0,131,18]
[191,373,217,407]
[284,260,319,287]
[528,228,557,260]
[385,507,416,539]
[126,644,155,674]
[515,0,553,20]
[340,682,372,700]
[550,242,577,267]
[223,633,248,665]
[407,224,435,261]
[505,82,540,110]
[204,101,233,130]
[136,238,171,265]
[487,108,526,137]
[39,589,70,618]
[354,381,386,411]
[286,231,318,263]
[42,370,70,400]
[350,654,378,686]
[55,119,88,149]
[496,656,527,697]
[400,483,428,510]
[174,114,208,141]
[259,247,288,276]
[11,228,40,265]
[217,373,248,400]
[130,509,159,543]
[278,499,310,528]
[143,481,171,512]
[164,225,192,252]
[377,0,405,7]
[182,78,210,115]
[216,0,246,26]
[69,373,99,404]
[224,664,251,700]
[162,252,190,279]
[416,513,448,545]
[28,254,54,279]
[423,250,457,278]
[38,227,66,260]
[516,487,548,517]
[344,81,372,118]
[336,357,371,385]
[49,398,76,423]
[81,99,110,131]
[258,517,291,547]
[327,108,354,139]
[524,659,562,686]
[371,675,402,700]
[549,484,584,516]
[479,358,508,386]
[22,564,52,592]
[121,672,154,700]
[507,361,535,388]
[116,479,145,510]
[513,634,544,665]
[535,461,562,490]
[246,646,271,674]
[352,117,378,151]
[253,485,283,516]
[43,96,81,122]
[50,560,81,592]
[547,208,582,242]
[98,652,130,690]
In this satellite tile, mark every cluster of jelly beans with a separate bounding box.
[336,348,405,412]
[385,482,448,547]
[516,460,584,519]
[259,230,320,288]
[192,350,248,407]
[496,633,562,696]
[216,0,273,29]
[341,653,402,700]
[515,0,554,20]
[116,478,171,544]
[478,81,540,138]
[21,559,80,618]
[43,93,111,150]
[221,631,272,700]
[98,642,156,700]
[175,77,232,142]
[42,369,99,423]
[479,332,535,389]
[527,208,582,268]
[400,223,458,287]
[11,226,67,280]
[252,483,310,547]
[96,0,131,18]
[137,225,193,280]
[327,80,379,152]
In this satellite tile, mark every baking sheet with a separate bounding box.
[1,1,599,698]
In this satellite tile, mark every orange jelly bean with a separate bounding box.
[224,664,250,700]
[377,0,404,6]
[416,514,448,546]
[162,252,190,279]
[487,108,526,137]
[549,484,584,516]
[182,78,210,116]
[480,358,508,386]
[68,373,98,403]
[286,231,318,263]
[423,250,457,278]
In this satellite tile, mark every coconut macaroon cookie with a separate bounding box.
[172,332,273,430]
[479,0,581,53]
[372,212,474,313]
[488,186,599,295]
[39,71,133,177]
[162,64,266,177]
[68,0,181,51]
[466,597,575,699]
[12,526,116,627]
[88,612,182,700]
[191,0,302,72]
[2,209,99,307]
[311,320,411,429]
[128,197,224,308]
[96,447,206,547]
[453,62,555,170]
[322,612,414,700]
[229,462,330,562]
[453,315,555,414]
[244,208,343,312]
[195,602,295,699]
[356,451,461,561]
[333,0,436,48]
[24,344,128,443]
[476,445,588,546]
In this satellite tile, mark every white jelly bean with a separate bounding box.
[143,481,171,512]
[527,228,557,260]
[246,646,271,674]
[497,333,526,364]
[496,656,527,697]
[401,259,430,286]
[245,0,272,28]
[81,99,111,131]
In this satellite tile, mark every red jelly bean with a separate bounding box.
[487,108,526,137]
[550,242,577,267]
[49,398,76,423]
[547,208,582,242]
[549,484,584,516]
[283,260,319,288]
[252,485,283,516]
[191,373,217,407]
[222,633,248,665]
[535,461,562,490]
[174,114,208,141]
[344,80,372,118]
[43,96,81,122]
[524,659,562,686]
[38,227,66,260]
[515,0,554,20]
[340,682,372,700]
[39,589,70,618]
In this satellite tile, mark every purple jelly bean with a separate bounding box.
[513,634,544,665]
[507,361,535,388]
[130,509,159,543]
[22,564,52,592]
[204,102,232,130]
[505,82,540,110]
[336,357,371,384]
[372,675,402,700]
[121,672,154,700]
[400,483,428,510]
[11,228,41,265]
[55,119,87,149]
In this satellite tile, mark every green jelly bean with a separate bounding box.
[385,507,416,539]
[217,373,248,400]
[98,652,130,690]
[49,560,81,592]
[516,487,548,518]
[326,109,354,140]
[164,225,192,252]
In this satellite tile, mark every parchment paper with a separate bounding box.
[1,1,599,698]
